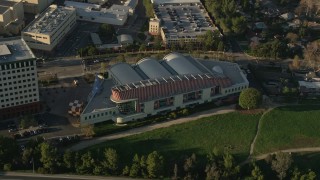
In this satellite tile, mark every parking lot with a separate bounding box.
[0,77,94,139]
[55,22,100,57]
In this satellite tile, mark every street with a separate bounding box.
[0,172,136,180]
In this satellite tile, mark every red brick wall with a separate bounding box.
[0,102,41,120]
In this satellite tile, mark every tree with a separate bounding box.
[172,163,179,180]
[0,136,19,168]
[102,148,119,174]
[39,142,59,173]
[239,88,262,110]
[231,16,247,35]
[63,150,74,170]
[79,152,95,174]
[100,62,107,75]
[81,125,95,137]
[129,154,141,177]
[116,54,126,63]
[99,24,115,39]
[251,163,264,180]
[139,44,146,52]
[146,151,163,178]
[291,167,316,180]
[87,46,97,57]
[286,32,299,43]
[184,153,197,179]
[271,152,293,180]
[122,165,130,176]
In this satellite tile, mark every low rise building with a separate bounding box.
[22,5,77,51]
[149,18,160,35]
[0,37,40,120]
[153,2,218,46]
[80,52,249,125]
[22,0,54,14]
[0,0,24,35]
[64,1,129,25]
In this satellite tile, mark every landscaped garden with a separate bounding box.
[88,112,261,169]
[254,105,320,155]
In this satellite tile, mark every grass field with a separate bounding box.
[88,112,261,173]
[254,105,320,155]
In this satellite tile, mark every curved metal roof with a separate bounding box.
[163,52,202,75]
[109,63,142,85]
[136,57,172,79]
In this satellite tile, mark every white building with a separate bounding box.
[64,1,129,26]
[0,37,40,120]
[22,5,77,51]
[80,52,249,125]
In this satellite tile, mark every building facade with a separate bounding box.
[22,5,76,51]
[149,18,160,35]
[0,37,40,120]
[80,52,249,125]
[0,0,25,35]
[22,0,54,14]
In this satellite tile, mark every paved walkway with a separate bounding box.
[70,105,236,151]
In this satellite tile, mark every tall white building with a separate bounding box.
[0,37,40,120]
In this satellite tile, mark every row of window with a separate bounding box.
[1,67,35,75]
[0,94,37,103]
[84,111,116,120]
[0,81,36,88]
[0,98,38,108]
[0,61,35,71]
[225,86,247,93]
[0,74,35,81]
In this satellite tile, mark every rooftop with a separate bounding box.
[0,37,35,63]
[82,77,116,114]
[0,6,9,14]
[154,2,217,40]
[0,0,19,8]
[109,52,247,87]
[299,81,320,89]
[152,0,200,4]
[23,5,75,35]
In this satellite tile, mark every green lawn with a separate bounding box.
[254,105,320,155]
[88,112,260,172]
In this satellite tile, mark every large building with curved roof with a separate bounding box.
[80,52,249,124]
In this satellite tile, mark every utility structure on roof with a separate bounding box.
[22,4,76,51]
[80,52,249,125]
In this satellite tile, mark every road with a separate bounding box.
[70,104,236,151]
[0,172,136,180]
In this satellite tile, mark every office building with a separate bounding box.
[0,37,40,120]
[0,0,24,35]
[22,5,76,51]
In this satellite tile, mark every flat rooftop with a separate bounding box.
[0,1,18,8]
[154,2,218,40]
[0,37,35,63]
[23,5,75,35]
[299,81,320,89]
[83,79,116,114]
[152,0,200,4]
[0,6,8,14]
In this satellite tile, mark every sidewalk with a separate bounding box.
[70,104,236,151]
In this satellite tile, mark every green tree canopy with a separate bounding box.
[99,24,115,39]
[239,88,262,110]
